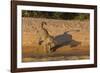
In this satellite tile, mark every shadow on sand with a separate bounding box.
[50,32,81,52]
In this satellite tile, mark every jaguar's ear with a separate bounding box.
[42,21,47,25]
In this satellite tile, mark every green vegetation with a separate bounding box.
[22,10,89,20]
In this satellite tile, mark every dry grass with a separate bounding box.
[22,17,90,62]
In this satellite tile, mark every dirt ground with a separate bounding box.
[22,17,90,62]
